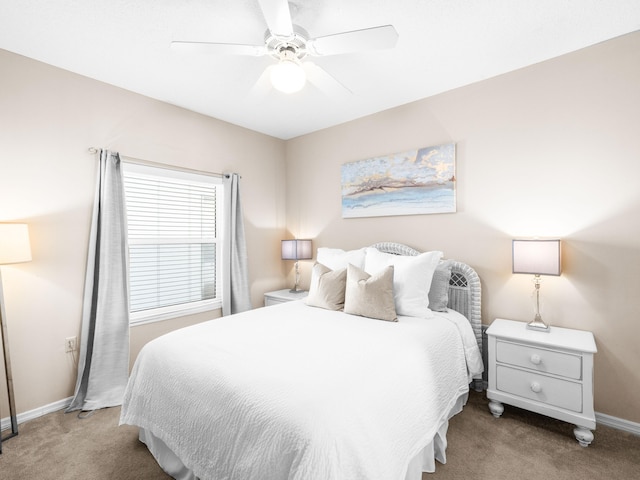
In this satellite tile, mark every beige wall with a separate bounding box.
[286,31,640,423]
[1,30,639,426]
[0,49,287,415]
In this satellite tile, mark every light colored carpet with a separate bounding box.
[1,390,638,479]
[430,391,639,479]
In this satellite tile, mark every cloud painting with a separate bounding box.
[341,143,456,218]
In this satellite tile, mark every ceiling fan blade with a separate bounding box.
[307,25,398,56]
[257,0,294,37]
[171,41,266,56]
[303,62,352,97]
[248,65,275,97]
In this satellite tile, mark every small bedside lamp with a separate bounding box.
[281,239,312,292]
[512,239,561,332]
[0,223,32,451]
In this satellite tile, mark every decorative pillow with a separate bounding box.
[316,247,366,270]
[364,247,443,318]
[428,260,453,312]
[305,263,347,311]
[344,263,397,322]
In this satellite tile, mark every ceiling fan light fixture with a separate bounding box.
[270,47,306,93]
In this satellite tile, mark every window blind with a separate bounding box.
[122,162,222,318]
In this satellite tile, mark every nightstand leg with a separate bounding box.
[488,400,504,418]
[573,426,594,447]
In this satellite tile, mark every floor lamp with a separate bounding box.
[0,223,32,454]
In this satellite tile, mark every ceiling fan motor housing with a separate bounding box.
[265,25,309,61]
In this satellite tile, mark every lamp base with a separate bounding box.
[527,319,550,332]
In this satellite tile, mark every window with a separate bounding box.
[122,162,223,325]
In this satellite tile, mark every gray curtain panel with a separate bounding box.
[66,150,130,412]
[222,173,251,315]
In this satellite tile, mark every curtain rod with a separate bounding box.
[87,147,227,179]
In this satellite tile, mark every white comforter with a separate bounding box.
[120,301,483,480]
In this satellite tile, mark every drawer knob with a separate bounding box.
[530,354,542,365]
[530,381,542,393]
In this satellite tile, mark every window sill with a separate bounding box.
[130,300,222,327]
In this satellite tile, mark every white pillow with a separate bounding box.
[364,247,443,318]
[316,247,366,270]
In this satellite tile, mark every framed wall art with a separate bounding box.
[341,143,456,218]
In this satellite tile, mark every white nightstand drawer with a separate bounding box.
[265,297,287,306]
[496,340,582,380]
[264,289,308,307]
[496,365,583,413]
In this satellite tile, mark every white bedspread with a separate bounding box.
[120,301,483,480]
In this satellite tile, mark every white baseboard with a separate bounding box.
[479,381,639,436]
[1,396,72,432]
[596,412,640,436]
[3,395,640,438]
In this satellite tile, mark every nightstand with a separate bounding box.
[264,289,308,306]
[486,318,597,446]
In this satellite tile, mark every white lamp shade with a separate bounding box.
[281,239,313,261]
[512,239,561,276]
[270,60,306,94]
[0,223,32,265]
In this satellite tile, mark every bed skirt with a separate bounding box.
[138,392,468,480]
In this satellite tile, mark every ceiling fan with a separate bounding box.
[171,0,399,94]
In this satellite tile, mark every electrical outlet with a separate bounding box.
[65,336,77,353]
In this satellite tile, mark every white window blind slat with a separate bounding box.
[122,162,222,321]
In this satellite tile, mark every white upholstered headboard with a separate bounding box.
[371,242,483,386]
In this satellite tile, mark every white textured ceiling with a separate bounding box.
[1,1,639,139]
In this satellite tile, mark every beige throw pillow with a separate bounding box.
[344,263,397,322]
[305,263,347,311]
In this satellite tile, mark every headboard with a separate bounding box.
[371,242,483,386]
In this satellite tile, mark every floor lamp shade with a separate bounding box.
[0,224,32,265]
[0,223,32,453]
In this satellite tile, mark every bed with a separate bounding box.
[120,242,484,480]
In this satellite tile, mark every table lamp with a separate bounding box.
[281,239,312,292]
[512,239,561,332]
